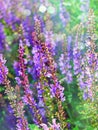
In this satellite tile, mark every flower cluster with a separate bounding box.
[1,0,98,129]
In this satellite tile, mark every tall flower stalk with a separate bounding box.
[32,16,67,129]
[32,16,55,122]
[59,36,73,84]
[59,0,70,27]
[0,54,29,130]
[77,10,98,100]
[16,42,43,125]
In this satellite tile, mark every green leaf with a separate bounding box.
[29,124,42,130]
[73,126,79,130]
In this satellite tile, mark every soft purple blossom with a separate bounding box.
[73,44,82,75]
[45,31,56,55]
[50,83,65,102]
[59,0,70,27]
[59,37,73,84]
[0,54,8,84]
[0,23,5,51]
[16,42,43,125]
[16,118,29,130]
[41,119,61,130]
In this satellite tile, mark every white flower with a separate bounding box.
[39,4,47,13]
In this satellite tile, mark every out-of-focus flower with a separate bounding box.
[59,36,73,84]
[39,4,47,13]
[41,119,61,130]
[73,43,82,75]
[0,54,8,84]
[47,6,56,14]
[0,23,6,51]
[45,31,56,55]
[59,0,70,27]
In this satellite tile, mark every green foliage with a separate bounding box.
[29,124,42,130]
[0,86,5,92]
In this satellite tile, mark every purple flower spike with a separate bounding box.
[0,54,8,84]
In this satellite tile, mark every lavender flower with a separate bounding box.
[0,54,29,130]
[80,0,90,22]
[32,16,67,129]
[4,104,16,130]
[73,44,82,75]
[17,42,43,125]
[41,119,61,130]
[76,10,98,101]
[45,31,56,55]
[50,83,65,102]
[59,36,73,84]
[0,54,8,84]
[59,0,70,27]
[59,53,73,84]
[0,24,5,51]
